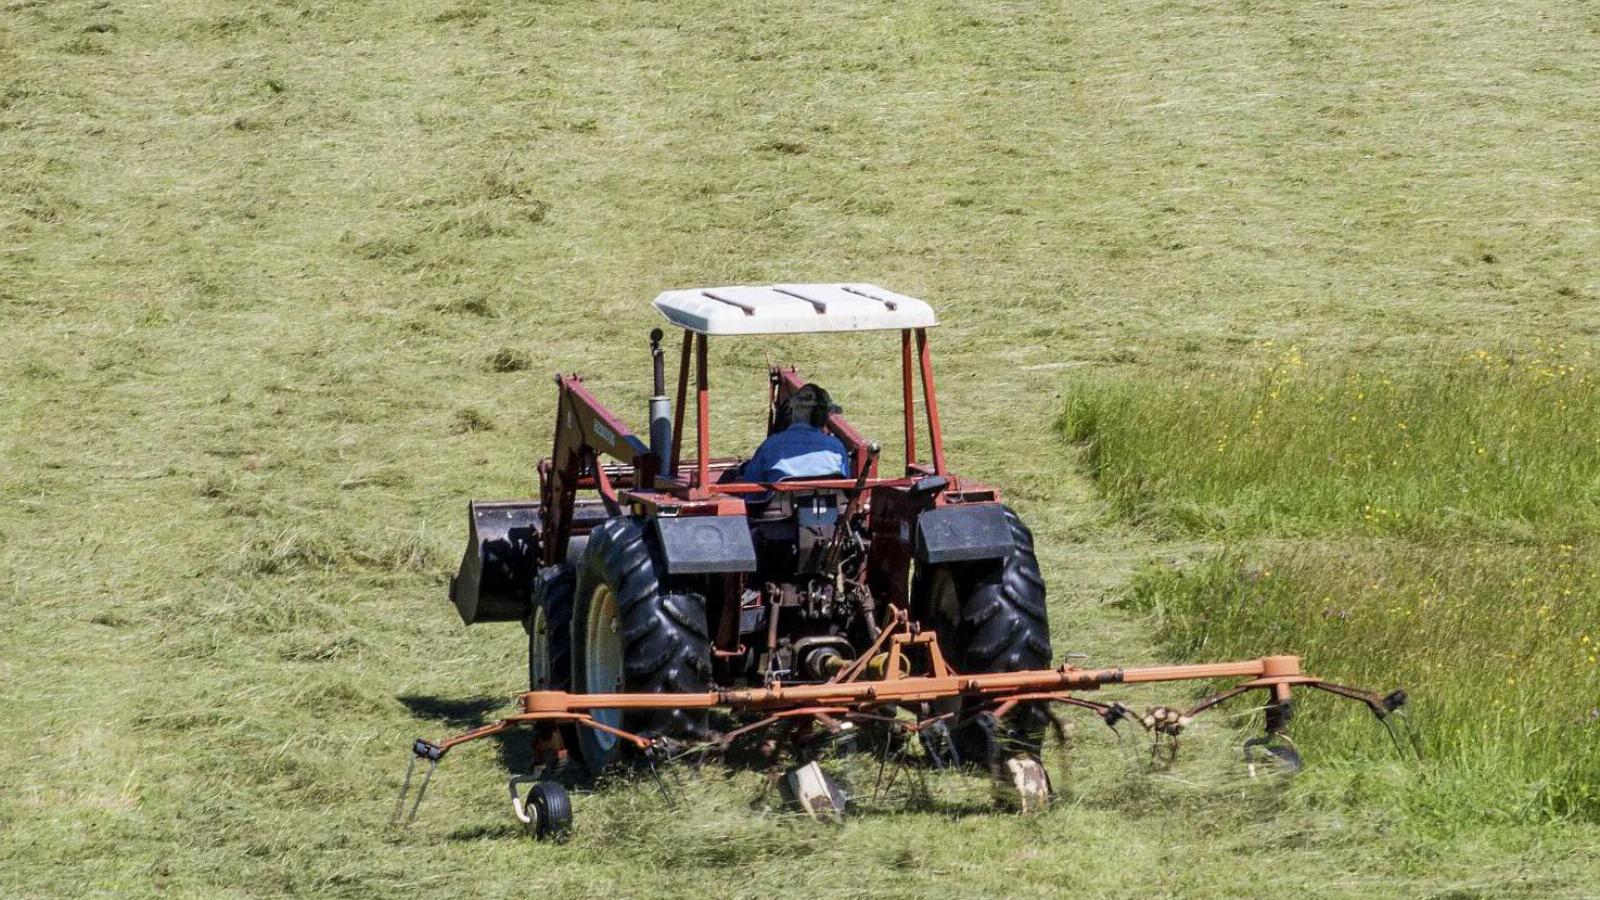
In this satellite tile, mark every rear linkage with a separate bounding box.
[394,609,1413,836]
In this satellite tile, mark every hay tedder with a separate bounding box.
[400,284,1409,838]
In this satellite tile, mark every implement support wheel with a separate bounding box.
[526,780,573,840]
[1001,755,1052,812]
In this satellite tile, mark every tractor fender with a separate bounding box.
[653,516,758,575]
[915,503,1015,564]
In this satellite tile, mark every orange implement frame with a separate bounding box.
[411,609,1407,763]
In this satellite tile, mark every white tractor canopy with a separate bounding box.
[652,283,938,335]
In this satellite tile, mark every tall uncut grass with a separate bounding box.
[1071,353,1600,822]
[1130,544,1600,823]
[1061,346,1600,539]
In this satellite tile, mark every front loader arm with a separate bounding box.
[541,374,659,565]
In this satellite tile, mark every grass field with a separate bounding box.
[1129,540,1600,822]
[1062,354,1600,824]
[4,0,1599,896]
[1063,349,1600,539]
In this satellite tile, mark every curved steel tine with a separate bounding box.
[644,750,676,808]
[1378,716,1406,758]
[406,759,439,823]
[1393,708,1424,758]
[1047,710,1069,747]
[391,753,418,825]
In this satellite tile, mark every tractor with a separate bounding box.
[413,284,1408,835]
[450,283,1050,772]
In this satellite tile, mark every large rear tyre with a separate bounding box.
[916,505,1052,758]
[570,518,711,773]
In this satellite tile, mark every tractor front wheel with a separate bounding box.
[570,518,711,773]
[527,535,587,693]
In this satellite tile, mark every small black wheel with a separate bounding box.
[1244,735,1304,776]
[525,780,572,840]
[783,761,847,822]
[1265,743,1303,773]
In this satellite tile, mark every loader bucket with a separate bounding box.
[449,500,543,625]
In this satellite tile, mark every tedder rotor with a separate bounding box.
[401,284,1411,837]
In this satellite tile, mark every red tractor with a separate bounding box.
[450,284,1052,772]
[409,284,1408,835]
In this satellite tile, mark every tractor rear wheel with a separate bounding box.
[916,505,1052,758]
[570,518,711,772]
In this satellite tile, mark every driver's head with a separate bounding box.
[788,383,837,428]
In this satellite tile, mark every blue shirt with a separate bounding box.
[740,424,852,483]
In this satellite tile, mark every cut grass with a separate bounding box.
[1062,348,1600,539]
[5,0,1600,895]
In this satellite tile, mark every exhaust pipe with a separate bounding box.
[648,328,673,477]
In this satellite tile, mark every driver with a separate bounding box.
[739,383,852,483]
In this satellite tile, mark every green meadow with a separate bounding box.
[4,0,1598,896]
[1063,348,1600,539]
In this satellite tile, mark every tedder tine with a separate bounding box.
[391,753,419,825]
[1305,682,1422,760]
[641,743,681,809]
[1391,707,1425,759]
[393,740,444,825]
[1377,716,1407,758]
[917,719,961,770]
[405,642,1405,829]
[870,725,897,801]
[1046,709,1070,749]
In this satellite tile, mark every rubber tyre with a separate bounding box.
[570,518,711,772]
[528,535,587,693]
[916,505,1052,757]
[526,780,573,841]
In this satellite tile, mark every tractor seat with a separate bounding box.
[749,482,847,575]
[746,475,847,520]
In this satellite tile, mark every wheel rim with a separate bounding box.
[928,568,963,665]
[529,605,551,690]
[583,583,624,753]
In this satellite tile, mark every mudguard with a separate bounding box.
[653,516,758,575]
[915,503,1014,564]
